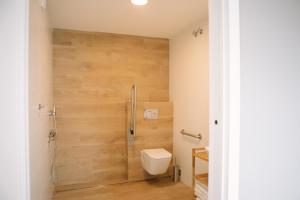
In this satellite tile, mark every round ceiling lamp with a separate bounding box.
[131,0,149,6]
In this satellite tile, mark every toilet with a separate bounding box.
[140,148,172,175]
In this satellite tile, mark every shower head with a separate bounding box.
[193,28,203,37]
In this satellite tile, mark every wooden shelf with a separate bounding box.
[192,147,209,161]
[195,173,208,187]
[193,152,208,161]
[192,147,209,188]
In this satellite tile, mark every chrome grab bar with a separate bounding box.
[129,85,137,138]
[180,129,202,140]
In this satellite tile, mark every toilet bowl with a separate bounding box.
[140,148,172,175]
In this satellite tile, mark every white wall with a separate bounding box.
[0,0,29,200]
[170,20,209,187]
[239,0,300,199]
[28,0,54,199]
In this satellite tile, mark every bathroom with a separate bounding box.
[4,0,300,200]
[30,0,208,199]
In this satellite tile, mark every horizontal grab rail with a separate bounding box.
[180,129,202,140]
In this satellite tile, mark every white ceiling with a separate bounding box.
[48,0,208,38]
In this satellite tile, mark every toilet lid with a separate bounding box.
[142,148,172,159]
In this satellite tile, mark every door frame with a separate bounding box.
[19,0,30,199]
[208,0,240,199]
[1,0,30,199]
[13,0,241,199]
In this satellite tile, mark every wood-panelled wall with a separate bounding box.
[53,29,170,189]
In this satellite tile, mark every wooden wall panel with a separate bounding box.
[127,102,173,182]
[53,29,170,189]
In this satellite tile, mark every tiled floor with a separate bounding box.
[53,178,194,200]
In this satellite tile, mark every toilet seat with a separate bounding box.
[142,148,172,159]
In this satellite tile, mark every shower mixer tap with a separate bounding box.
[48,106,56,117]
[48,105,57,143]
[48,106,57,122]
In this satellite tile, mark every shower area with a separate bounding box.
[53,29,173,190]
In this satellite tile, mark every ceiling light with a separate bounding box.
[131,0,148,6]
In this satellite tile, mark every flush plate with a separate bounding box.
[144,109,159,120]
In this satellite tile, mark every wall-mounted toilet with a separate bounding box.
[141,148,172,175]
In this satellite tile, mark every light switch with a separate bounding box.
[144,109,159,120]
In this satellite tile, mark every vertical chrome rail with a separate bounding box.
[129,85,137,139]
